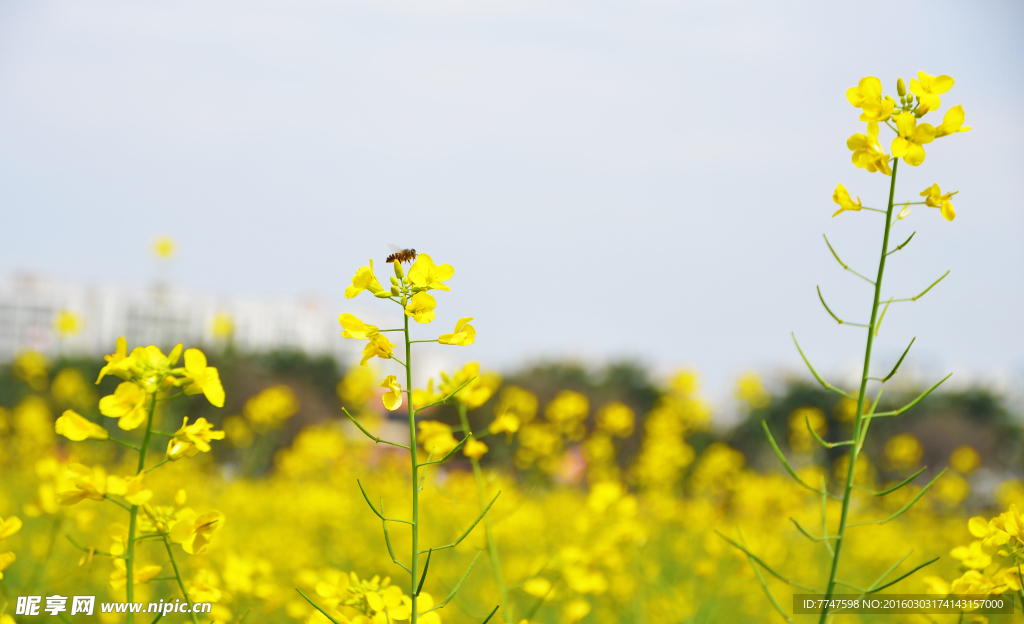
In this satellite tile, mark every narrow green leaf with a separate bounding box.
[343,408,410,450]
[867,557,939,593]
[806,416,853,449]
[875,467,927,497]
[716,531,822,593]
[881,337,915,382]
[454,492,500,545]
[790,518,838,542]
[850,468,947,526]
[480,605,500,624]
[296,588,345,624]
[792,334,855,400]
[871,373,952,418]
[762,421,839,500]
[417,549,432,596]
[356,480,384,520]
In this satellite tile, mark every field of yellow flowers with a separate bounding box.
[1,70,1023,624]
[0,346,1021,624]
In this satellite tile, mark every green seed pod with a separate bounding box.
[374,291,393,299]
[896,77,906,97]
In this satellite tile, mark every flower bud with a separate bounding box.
[896,77,906,97]
[390,276,400,286]
[897,204,911,220]
[394,261,405,279]
[374,291,393,298]
[915,101,931,117]
[390,285,400,296]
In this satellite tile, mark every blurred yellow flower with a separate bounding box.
[417,421,459,455]
[57,464,109,505]
[52,368,97,409]
[338,366,378,406]
[55,409,109,441]
[920,183,956,221]
[411,379,441,409]
[545,390,589,440]
[883,433,924,470]
[0,516,22,539]
[54,309,83,337]
[463,438,488,459]
[788,406,827,452]
[0,551,14,580]
[211,312,235,339]
[408,253,454,291]
[167,417,226,460]
[179,348,225,407]
[831,184,862,217]
[404,292,436,324]
[735,371,770,409]
[438,317,475,346]
[950,445,981,474]
[152,235,176,260]
[107,474,153,506]
[380,375,403,411]
[891,112,936,166]
[345,260,385,299]
[595,401,635,438]
[244,385,299,430]
[171,509,224,555]
[935,104,971,138]
[440,362,501,409]
[909,71,953,112]
[13,350,49,391]
[847,122,892,175]
[99,382,149,430]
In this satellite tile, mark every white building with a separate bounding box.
[0,273,366,363]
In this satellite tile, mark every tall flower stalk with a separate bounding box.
[56,340,227,624]
[300,254,499,624]
[720,71,972,622]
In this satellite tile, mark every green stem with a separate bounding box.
[819,158,899,623]
[163,536,200,624]
[405,313,420,624]
[457,404,511,623]
[126,392,158,624]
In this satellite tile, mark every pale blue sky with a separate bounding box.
[0,0,1021,394]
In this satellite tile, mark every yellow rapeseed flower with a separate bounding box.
[883,433,923,470]
[920,183,957,221]
[411,379,441,409]
[99,382,149,430]
[832,184,862,217]
[935,104,971,138]
[339,313,379,340]
[845,76,896,122]
[408,254,454,291]
[96,337,131,383]
[891,112,936,166]
[440,362,501,409]
[847,122,892,175]
[360,334,395,367]
[244,385,299,429]
[167,417,226,460]
[345,260,385,299]
[909,70,954,112]
[0,552,15,580]
[404,292,436,324]
[210,312,235,339]
[179,348,226,407]
[417,421,459,455]
[56,464,108,505]
[55,409,109,441]
[951,445,982,474]
[379,375,403,411]
[438,317,475,346]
